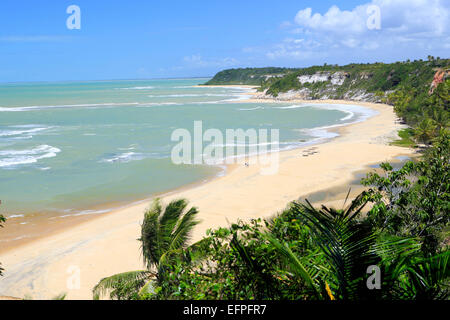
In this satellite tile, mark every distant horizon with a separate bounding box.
[1,0,448,83]
[1,55,445,84]
[0,76,213,85]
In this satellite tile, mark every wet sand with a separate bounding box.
[0,98,414,299]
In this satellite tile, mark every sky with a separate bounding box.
[0,0,448,82]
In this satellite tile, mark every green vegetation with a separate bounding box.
[390,128,416,147]
[207,58,448,99]
[387,77,449,144]
[94,132,449,300]
[207,57,449,145]
[93,199,200,300]
[205,67,296,85]
[362,132,449,255]
[22,293,67,300]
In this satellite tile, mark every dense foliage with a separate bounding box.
[91,57,449,300]
[205,67,296,85]
[206,58,449,145]
[93,199,200,300]
[362,132,449,255]
[388,78,449,144]
[206,58,448,96]
[95,132,449,300]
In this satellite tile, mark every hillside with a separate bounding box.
[206,58,449,145]
[262,59,449,101]
[206,58,449,101]
[205,67,297,85]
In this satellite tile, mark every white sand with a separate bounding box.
[0,98,414,300]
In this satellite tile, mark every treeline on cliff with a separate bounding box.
[205,67,297,85]
[206,57,449,145]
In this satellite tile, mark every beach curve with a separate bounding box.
[0,96,415,300]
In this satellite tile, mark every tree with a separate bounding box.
[137,193,449,300]
[93,198,200,299]
[362,132,450,255]
[260,195,449,300]
[432,109,449,132]
[414,118,437,144]
[265,193,381,300]
[387,88,412,117]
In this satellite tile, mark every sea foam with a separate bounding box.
[0,144,61,168]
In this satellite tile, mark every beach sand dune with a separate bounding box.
[0,99,414,300]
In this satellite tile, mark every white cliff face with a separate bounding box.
[259,70,381,103]
[264,74,285,80]
[249,74,285,79]
[297,72,348,85]
[330,72,348,85]
[298,73,330,84]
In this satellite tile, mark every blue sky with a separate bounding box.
[0,0,448,82]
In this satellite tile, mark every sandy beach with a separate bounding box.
[0,96,415,300]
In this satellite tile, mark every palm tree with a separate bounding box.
[432,109,449,132]
[266,193,381,300]
[379,248,450,300]
[414,118,437,144]
[93,198,200,299]
[263,193,450,300]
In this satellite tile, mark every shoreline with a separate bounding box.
[0,164,236,254]
[0,94,415,299]
[0,96,377,251]
[0,88,366,251]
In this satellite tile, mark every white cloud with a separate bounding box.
[266,0,449,61]
[266,38,327,60]
[295,6,367,34]
[294,0,448,36]
[183,55,239,68]
[341,38,360,48]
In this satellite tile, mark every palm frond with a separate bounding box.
[374,235,421,261]
[292,194,379,300]
[138,279,157,297]
[407,250,450,299]
[169,206,200,252]
[51,292,67,300]
[140,199,163,268]
[264,234,322,298]
[160,199,189,242]
[230,232,279,299]
[140,198,199,270]
[92,270,153,300]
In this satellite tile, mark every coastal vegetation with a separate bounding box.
[89,57,449,300]
[94,132,449,300]
[93,199,200,300]
[206,57,449,145]
[205,67,295,85]
[390,128,416,147]
[1,58,447,300]
[386,76,449,144]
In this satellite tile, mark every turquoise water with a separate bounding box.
[0,78,374,217]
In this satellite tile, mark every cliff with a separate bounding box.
[205,58,450,103]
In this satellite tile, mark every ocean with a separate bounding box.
[0,78,376,218]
